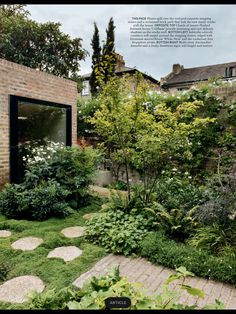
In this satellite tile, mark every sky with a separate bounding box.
[27,4,236,81]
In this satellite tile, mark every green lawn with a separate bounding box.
[0,198,107,309]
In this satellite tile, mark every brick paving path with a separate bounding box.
[73,254,236,309]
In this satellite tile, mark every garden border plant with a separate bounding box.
[0,144,101,220]
[141,231,236,286]
[28,265,224,310]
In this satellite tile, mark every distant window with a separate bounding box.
[231,67,236,76]
[82,81,90,96]
[225,67,236,77]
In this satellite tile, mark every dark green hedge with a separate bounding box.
[141,232,236,286]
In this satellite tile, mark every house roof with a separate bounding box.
[162,61,236,87]
[82,66,159,84]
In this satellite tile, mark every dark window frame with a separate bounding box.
[9,95,72,183]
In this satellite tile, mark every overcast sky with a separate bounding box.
[27,4,236,81]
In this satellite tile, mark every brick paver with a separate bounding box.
[73,254,236,309]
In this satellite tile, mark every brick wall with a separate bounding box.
[211,85,236,103]
[0,58,78,189]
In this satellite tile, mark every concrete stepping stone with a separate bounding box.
[0,275,44,304]
[83,213,97,220]
[47,246,82,262]
[0,230,11,238]
[61,226,85,238]
[11,237,43,251]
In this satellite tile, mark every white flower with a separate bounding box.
[188,176,192,179]
[172,168,177,172]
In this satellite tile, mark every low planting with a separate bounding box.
[85,170,236,285]
[0,145,101,220]
[141,231,236,286]
[85,209,154,256]
[0,181,72,221]
[0,260,10,283]
[187,222,236,256]
[24,144,101,205]
[28,266,224,310]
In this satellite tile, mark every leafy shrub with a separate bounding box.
[29,266,224,310]
[24,145,101,206]
[101,190,145,214]
[228,102,236,127]
[77,98,101,137]
[105,180,127,191]
[0,181,72,220]
[187,222,236,256]
[85,209,155,256]
[0,184,24,218]
[141,231,236,285]
[195,198,231,225]
[194,190,236,225]
[154,176,209,211]
[145,202,199,242]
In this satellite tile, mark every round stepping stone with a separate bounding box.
[61,226,85,238]
[0,230,11,238]
[0,275,44,304]
[11,237,43,251]
[83,213,97,220]
[47,246,82,262]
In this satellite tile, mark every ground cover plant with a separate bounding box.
[141,231,236,286]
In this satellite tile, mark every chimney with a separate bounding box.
[172,64,184,75]
[115,53,125,69]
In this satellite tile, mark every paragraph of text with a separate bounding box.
[129,17,215,48]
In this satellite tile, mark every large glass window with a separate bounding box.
[10,96,72,183]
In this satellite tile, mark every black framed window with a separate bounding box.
[9,95,72,183]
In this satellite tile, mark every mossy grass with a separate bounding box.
[0,198,107,309]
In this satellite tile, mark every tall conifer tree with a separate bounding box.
[102,17,116,84]
[89,23,101,96]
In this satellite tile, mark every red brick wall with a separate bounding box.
[0,58,78,188]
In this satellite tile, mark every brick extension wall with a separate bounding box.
[0,58,78,189]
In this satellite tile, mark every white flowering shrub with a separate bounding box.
[23,141,64,166]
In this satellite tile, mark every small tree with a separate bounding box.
[90,75,216,205]
[89,73,152,200]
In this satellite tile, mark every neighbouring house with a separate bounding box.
[80,53,160,98]
[0,58,78,189]
[161,61,236,92]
